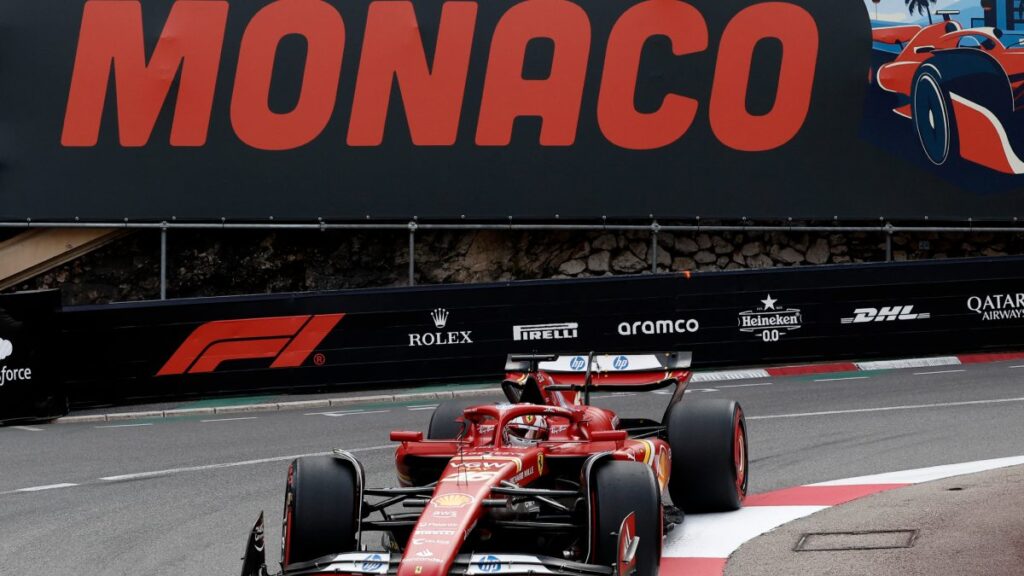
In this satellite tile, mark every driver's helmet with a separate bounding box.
[503,414,550,447]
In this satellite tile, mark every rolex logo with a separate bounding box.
[431,308,449,329]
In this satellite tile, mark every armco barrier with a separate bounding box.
[48,256,1024,409]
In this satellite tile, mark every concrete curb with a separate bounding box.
[54,386,503,424]
[691,350,1024,382]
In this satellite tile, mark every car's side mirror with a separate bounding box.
[914,45,935,54]
[390,431,423,442]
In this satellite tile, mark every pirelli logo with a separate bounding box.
[157,313,343,376]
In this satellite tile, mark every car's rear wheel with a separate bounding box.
[912,65,957,167]
[427,400,481,439]
[592,461,661,576]
[666,399,747,513]
[281,456,359,567]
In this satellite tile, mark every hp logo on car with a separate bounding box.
[569,356,586,370]
[613,355,629,370]
[477,555,502,573]
[361,554,384,571]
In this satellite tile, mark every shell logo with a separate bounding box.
[433,493,473,508]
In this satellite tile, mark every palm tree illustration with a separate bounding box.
[906,0,937,24]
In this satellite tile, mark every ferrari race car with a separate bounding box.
[873,10,1024,173]
[239,351,748,576]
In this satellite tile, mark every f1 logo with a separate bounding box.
[157,314,343,376]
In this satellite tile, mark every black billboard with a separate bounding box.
[1,0,1022,222]
[0,290,65,422]
[50,256,1024,409]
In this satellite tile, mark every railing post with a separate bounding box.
[160,224,168,300]
[408,220,417,286]
[884,222,893,262]
[650,221,660,273]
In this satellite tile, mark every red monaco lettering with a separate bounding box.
[597,0,707,150]
[231,0,345,151]
[62,0,228,147]
[61,0,819,153]
[709,2,819,152]
[348,1,478,146]
[475,0,591,146]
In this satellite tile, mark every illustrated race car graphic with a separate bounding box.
[872,10,1024,174]
[239,352,747,576]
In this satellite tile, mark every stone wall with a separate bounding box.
[5,228,1024,305]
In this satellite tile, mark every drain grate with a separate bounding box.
[795,530,919,552]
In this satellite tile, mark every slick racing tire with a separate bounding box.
[427,400,480,439]
[911,65,957,167]
[281,456,359,567]
[592,461,662,576]
[666,399,747,513]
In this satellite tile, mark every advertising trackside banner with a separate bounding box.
[0,0,1019,222]
[53,256,1024,408]
[0,290,66,423]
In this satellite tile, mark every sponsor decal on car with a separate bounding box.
[967,293,1024,321]
[841,305,930,324]
[617,318,699,336]
[432,493,474,508]
[512,322,578,341]
[361,554,385,572]
[738,294,802,342]
[409,308,473,347]
[476,555,502,573]
[0,338,32,388]
[443,470,501,483]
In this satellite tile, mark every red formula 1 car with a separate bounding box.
[239,352,747,576]
[873,11,1024,174]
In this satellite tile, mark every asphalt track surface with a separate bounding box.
[1,361,1023,575]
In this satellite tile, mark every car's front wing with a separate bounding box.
[280,552,615,576]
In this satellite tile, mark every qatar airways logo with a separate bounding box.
[967,293,1024,321]
[61,0,819,153]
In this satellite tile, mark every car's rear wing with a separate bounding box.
[505,351,691,392]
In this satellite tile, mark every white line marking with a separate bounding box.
[718,382,774,389]
[98,444,393,482]
[1010,365,1024,369]
[408,405,439,411]
[856,356,960,370]
[691,369,771,383]
[610,392,637,397]
[913,369,966,376]
[812,455,1024,486]
[814,376,870,382]
[16,483,78,492]
[748,396,1024,420]
[305,409,391,417]
[200,417,258,423]
[12,426,43,432]
[96,423,153,429]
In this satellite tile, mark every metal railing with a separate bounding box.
[2,219,1022,300]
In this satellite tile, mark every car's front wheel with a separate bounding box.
[281,456,359,568]
[592,461,662,576]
